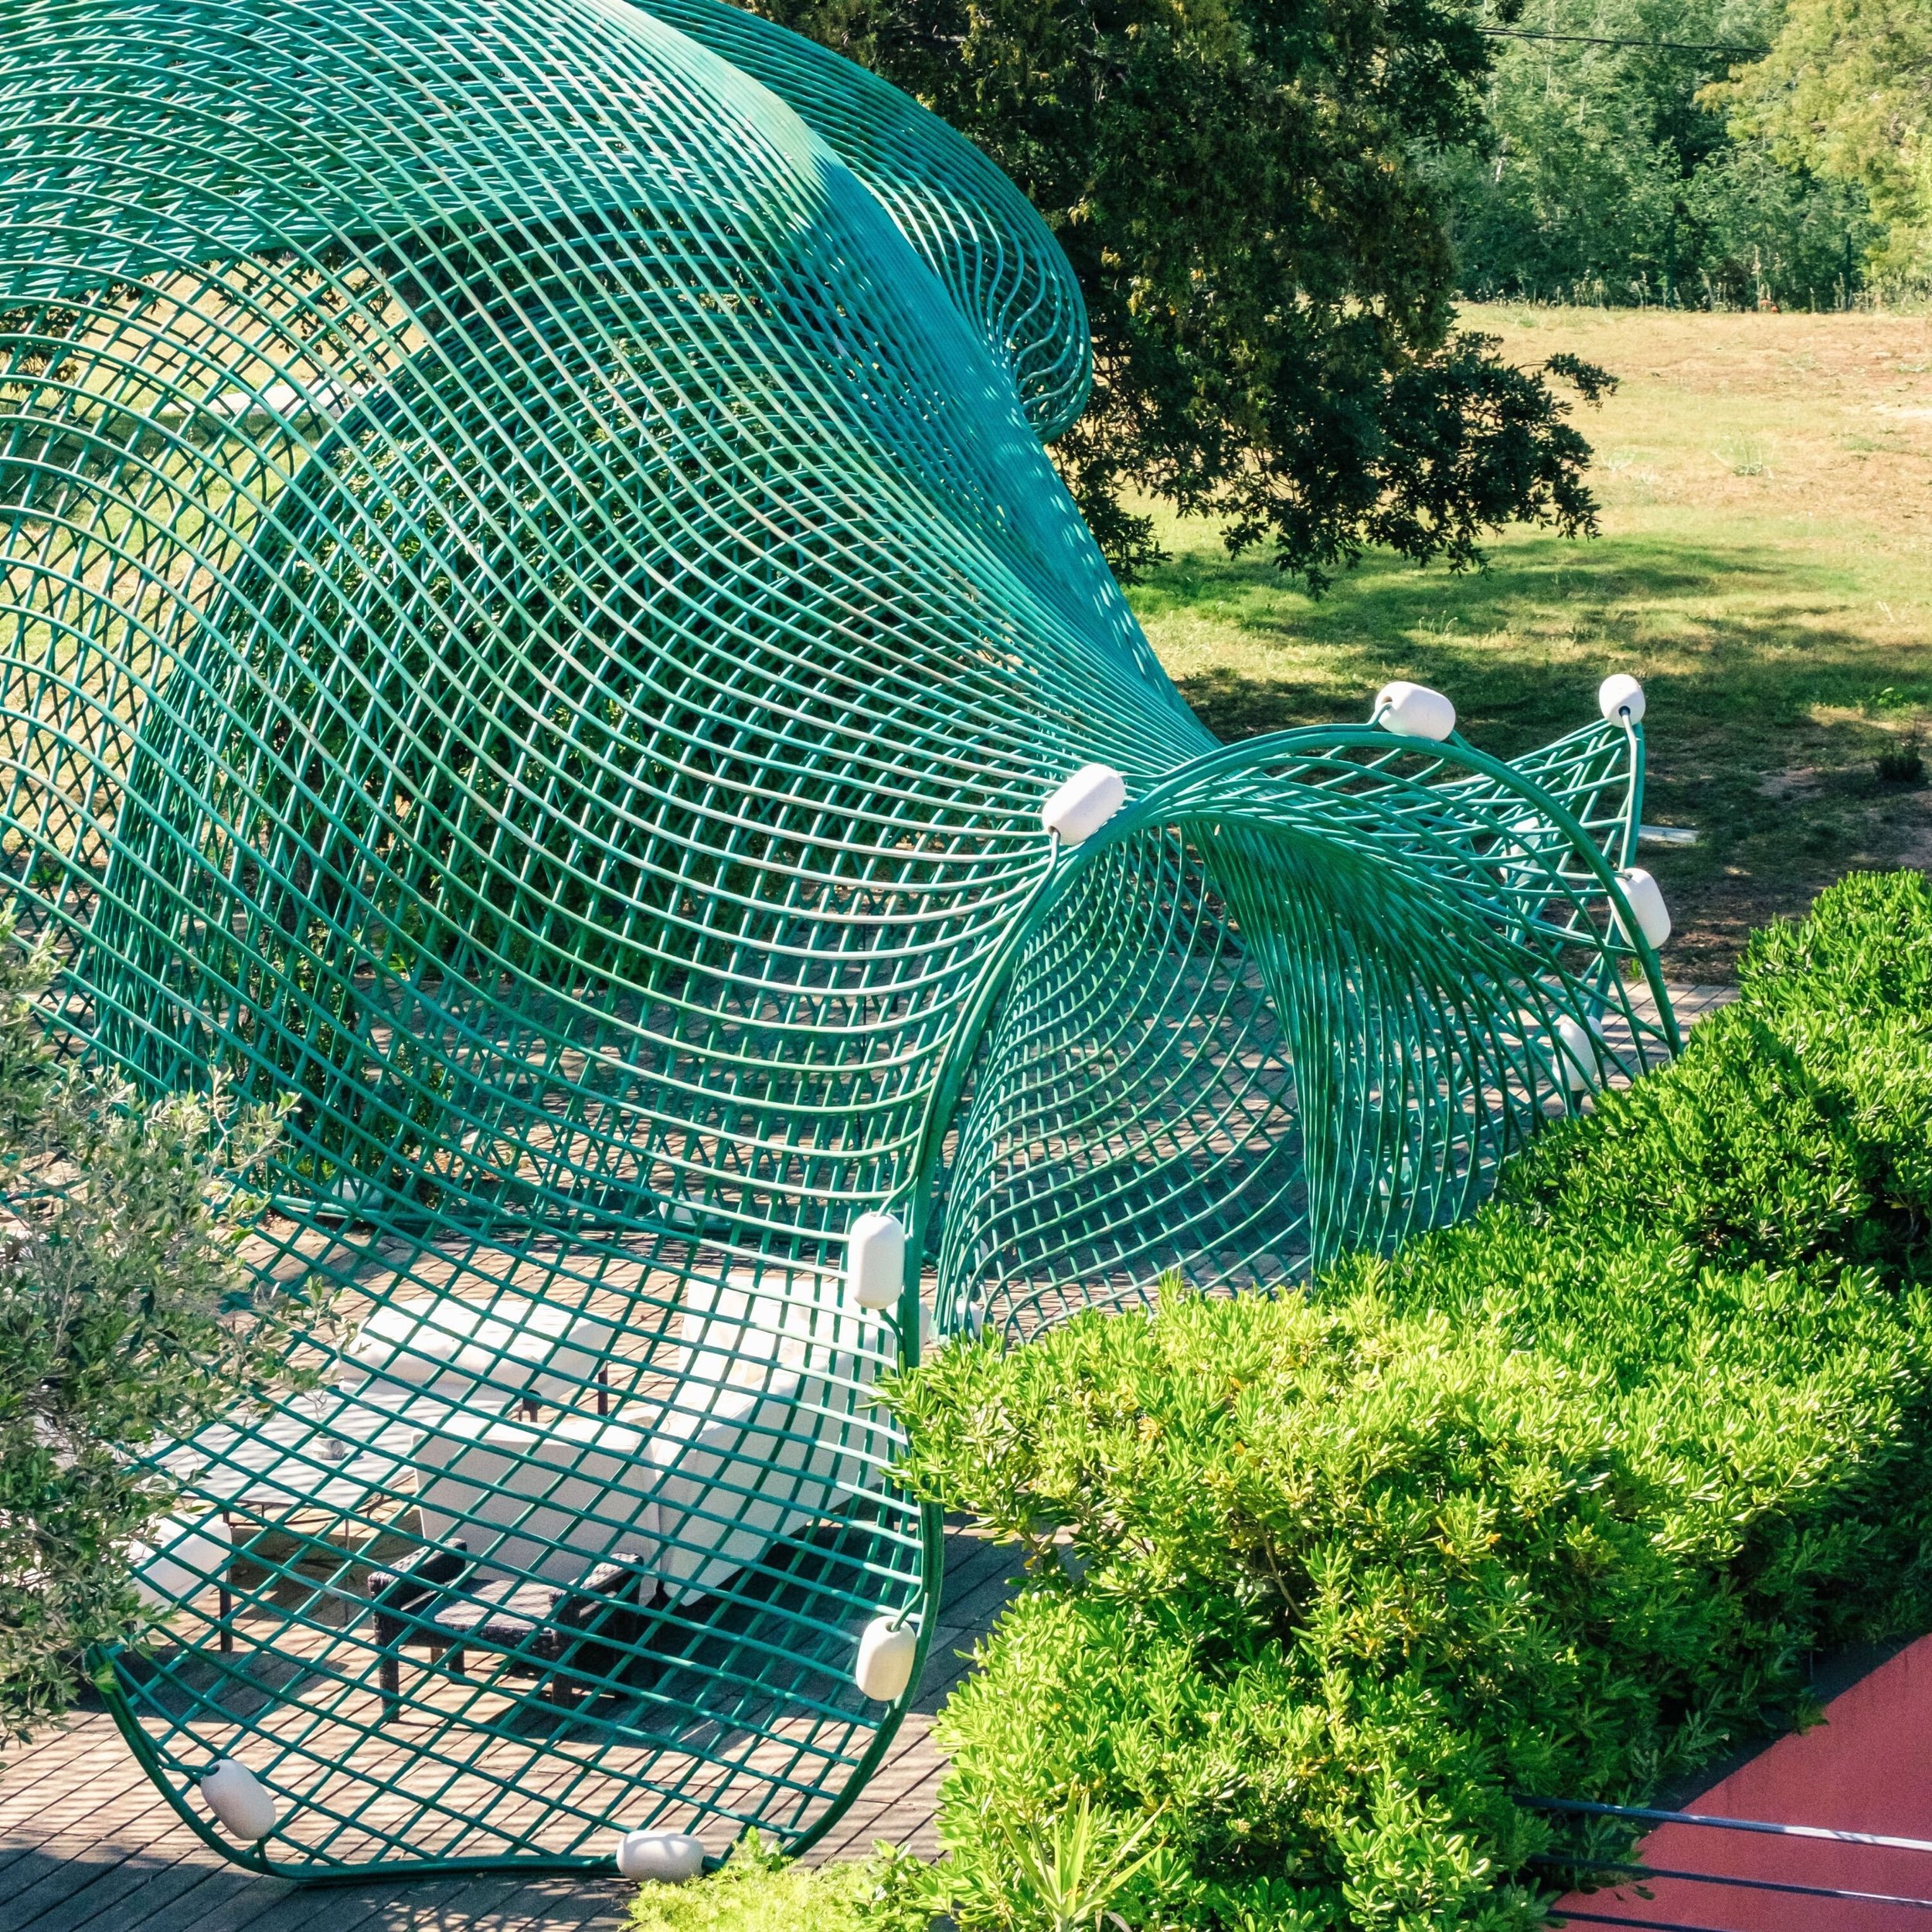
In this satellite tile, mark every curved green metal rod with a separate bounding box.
[634,0,1093,442]
[0,0,1671,1882]
[921,719,1672,1338]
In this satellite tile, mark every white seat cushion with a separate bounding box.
[649,1269,882,1599]
[409,1270,887,1598]
[414,1409,661,1584]
[345,1294,611,1410]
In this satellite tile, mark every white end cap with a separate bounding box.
[199,1760,277,1841]
[846,1210,906,1311]
[616,1828,706,1883]
[1553,1014,1598,1093]
[1614,866,1672,948]
[1040,764,1126,845]
[855,1614,919,1702]
[1599,673,1646,724]
[134,1513,233,1609]
[1372,682,1456,742]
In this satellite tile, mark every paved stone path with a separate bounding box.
[0,988,1734,1930]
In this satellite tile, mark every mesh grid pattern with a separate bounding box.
[0,0,1673,1879]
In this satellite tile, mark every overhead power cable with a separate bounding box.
[1479,26,1770,55]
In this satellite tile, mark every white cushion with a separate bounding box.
[408,1270,886,1598]
[414,1409,661,1583]
[648,1270,879,1600]
[345,1294,611,1409]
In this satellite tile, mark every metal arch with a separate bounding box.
[0,0,1099,1877]
[632,0,1094,443]
[0,0,1671,1881]
[918,720,1675,1341]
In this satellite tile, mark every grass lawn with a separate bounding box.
[1130,304,1932,979]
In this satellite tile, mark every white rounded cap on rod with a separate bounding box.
[1372,682,1456,742]
[1553,1014,1598,1093]
[1615,866,1672,948]
[1599,672,1646,724]
[846,1210,906,1311]
[199,1760,277,1841]
[615,1828,706,1883]
[1040,763,1127,845]
[855,1614,919,1702]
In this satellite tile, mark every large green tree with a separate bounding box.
[1716,0,1932,287]
[0,927,318,1742]
[748,0,1612,588]
[1439,0,1873,309]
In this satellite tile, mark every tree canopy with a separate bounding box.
[748,0,1612,588]
[1438,0,1873,309]
[1715,0,1932,287]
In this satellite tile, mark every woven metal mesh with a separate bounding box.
[0,0,1673,1879]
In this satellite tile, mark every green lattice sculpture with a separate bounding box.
[0,0,1675,1881]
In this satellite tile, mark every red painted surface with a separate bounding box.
[1553,1636,1932,1930]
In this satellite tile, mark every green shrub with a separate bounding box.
[892,872,1932,1930]
[1496,1005,1884,1270]
[0,917,318,1743]
[624,1834,934,1932]
[1730,869,1932,1237]
[1739,867,1932,1023]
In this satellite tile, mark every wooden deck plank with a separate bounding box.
[0,1521,1016,1927]
[2,1742,254,1926]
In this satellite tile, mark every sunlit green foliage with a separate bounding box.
[889,872,1932,1928]
[0,920,315,1741]
[1714,0,1932,289]
[1436,0,1874,308]
[624,1834,936,1932]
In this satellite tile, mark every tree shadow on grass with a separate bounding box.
[1136,533,1932,977]
[1145,537,1887,732]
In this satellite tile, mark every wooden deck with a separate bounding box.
[0,985,1736,1930]
[0,1522,1022,1932]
